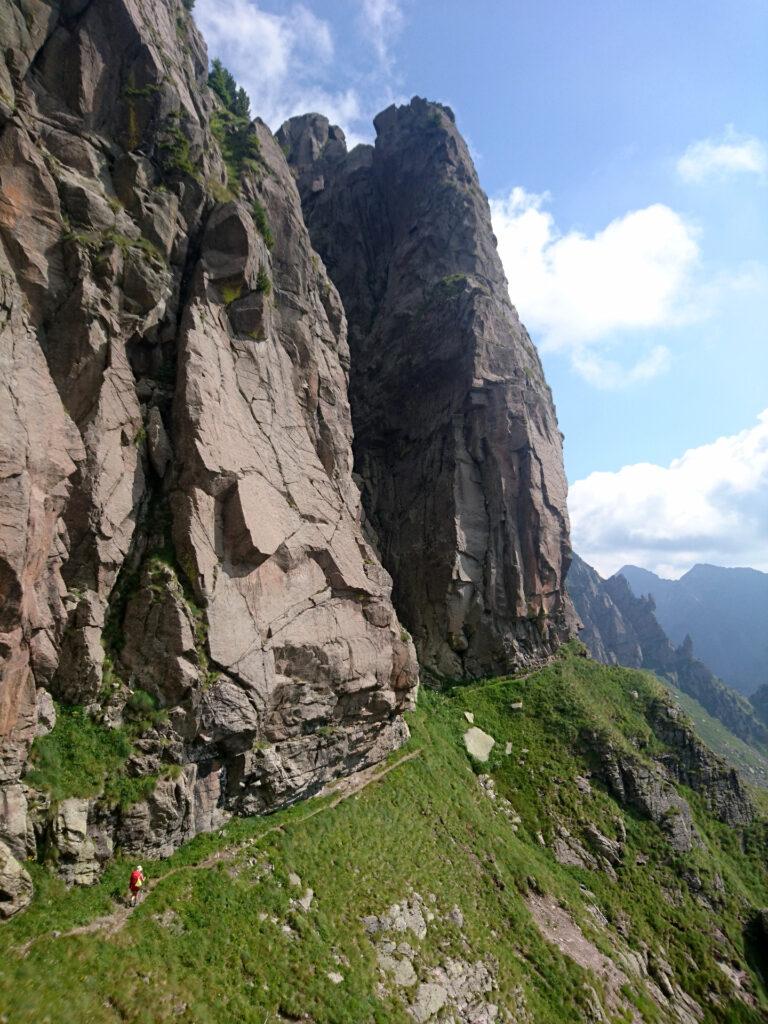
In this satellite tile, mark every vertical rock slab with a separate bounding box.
[280,100,574,679]
[0,839,32,919]
[172,121,418,815]
[0,0,417,892]
[0,248,83,788]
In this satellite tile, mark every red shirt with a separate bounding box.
[129,870,144,891]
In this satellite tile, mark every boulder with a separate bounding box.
[463,727,495,762]
[410,982,448,1022]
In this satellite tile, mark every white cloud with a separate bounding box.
[490,188,700,387]
[194,0,370,140]
[569,410,768,578]
[360,0,404,68]
[677,127,767,183]
[576,345,671,390]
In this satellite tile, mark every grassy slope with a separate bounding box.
[2,646,767,1023]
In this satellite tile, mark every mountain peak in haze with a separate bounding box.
[620,563,768,695]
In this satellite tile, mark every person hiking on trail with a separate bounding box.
[128,865,145,907]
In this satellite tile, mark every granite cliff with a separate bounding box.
[0,0,421,913]
[2,8,768,1019]
[0,0,574,915]
[278,106,573,681]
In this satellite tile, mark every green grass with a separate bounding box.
[24,691,167,811]
[4,647,767,1022]
[251,199,274,249]
[211,109,261,191]
[24,706,133,803]
[23,699,171,813]
[123,689,167,735]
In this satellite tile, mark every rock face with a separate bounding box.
[567,554,644,668]
[596,740,700,854]
[591,688,755,852]
[569,555,768,751]
[279,103,573,680]
[648,701,754,828]
[0,0,417,903]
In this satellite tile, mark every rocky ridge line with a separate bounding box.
[568,554,768,752]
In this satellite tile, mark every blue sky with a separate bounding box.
[194,0,768,577]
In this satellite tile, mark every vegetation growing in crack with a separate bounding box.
[144,553,220,690]
[123,688,168,735]
[62,224,165,268]
[251,198,274,249]
[255,267,272,296]
[211,111,262,191]
[158,112,198,180]
[219,279,243,305]
[207,59,261,190]
[123,83,162,99]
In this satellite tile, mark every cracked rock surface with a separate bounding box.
[364,892,505,1023]
[0,0,417,906]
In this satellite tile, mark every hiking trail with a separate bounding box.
[16,749,421,957]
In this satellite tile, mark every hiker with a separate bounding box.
[128,864,145,907]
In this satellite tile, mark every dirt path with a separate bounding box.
[17,748,420,957]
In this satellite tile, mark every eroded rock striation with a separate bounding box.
[279,103,573,680]
[0,0,417,910]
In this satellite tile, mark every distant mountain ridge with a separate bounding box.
[568,555,768,755]
[620,563,768,696]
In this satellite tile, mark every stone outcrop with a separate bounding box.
[595,740,700,854]
[569,555,768,752]
[364,892,502,1023]
[279,103,573,680]
[0,0,417,906]
[591,690,755,852]
[648,701,754,828]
